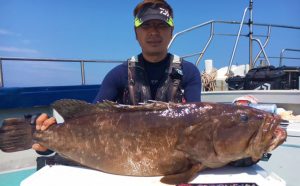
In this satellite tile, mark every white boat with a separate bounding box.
[167,1,300,185]
[169,1,300,185]
[1,0,300,185]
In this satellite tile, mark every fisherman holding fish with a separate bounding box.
[0,0,288,184]
[33,0,202,153]
[29,0,263,175]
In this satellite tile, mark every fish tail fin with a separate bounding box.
[0,118,34,152]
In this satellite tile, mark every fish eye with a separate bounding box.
[240,114,248,122]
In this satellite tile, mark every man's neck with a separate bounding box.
[142,52,168,63]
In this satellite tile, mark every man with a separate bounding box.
[33,0,256,170]
[33,0,202,155]
[93,0,201,104]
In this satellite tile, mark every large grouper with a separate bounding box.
[0,99,287,184]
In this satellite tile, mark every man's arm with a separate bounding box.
[182,62,202,102]
[93,64,127,103]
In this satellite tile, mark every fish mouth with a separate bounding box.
[249,114,284,160]
[267,126,287,152]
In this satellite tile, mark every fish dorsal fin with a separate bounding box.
[51,99,99,120]
[97,100,177,112]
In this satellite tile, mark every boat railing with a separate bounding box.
[168,20,300,68]
[0,57,125,88]
[279,49,300,66]
[1,20,299,88]
[1,5,300,88]
[168,0,300,75]
[226,1,271,75]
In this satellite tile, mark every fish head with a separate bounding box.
[213,105,287,162]
[177,103,287,166]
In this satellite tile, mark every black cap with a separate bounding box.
[134,4,174,27]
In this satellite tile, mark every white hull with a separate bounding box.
[202,90,300,114]
[21,164,285,186]
[259,135,300,186]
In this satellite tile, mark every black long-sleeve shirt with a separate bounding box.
[94,53,202,103]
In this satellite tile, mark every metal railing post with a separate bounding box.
[280,49,300,66]
[80,61,86,85]
[227,7,249,76]
[168,20,214,49]
[249,0,254,68]
[252,38,270,66]
[0,58,3,88]
[253,26,271,65]
[0,57,125,87]
[195,22,215,66]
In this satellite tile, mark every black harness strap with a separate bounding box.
[155,55,183,102]
[125,55,183,105]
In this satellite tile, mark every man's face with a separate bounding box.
[135,19,173,57]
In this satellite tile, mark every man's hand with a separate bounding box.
[32,113,57,152]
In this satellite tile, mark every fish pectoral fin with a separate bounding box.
[160,163,205,185]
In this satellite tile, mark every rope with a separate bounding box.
[201,68,217,91]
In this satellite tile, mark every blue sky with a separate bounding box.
[0,0,300,87]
